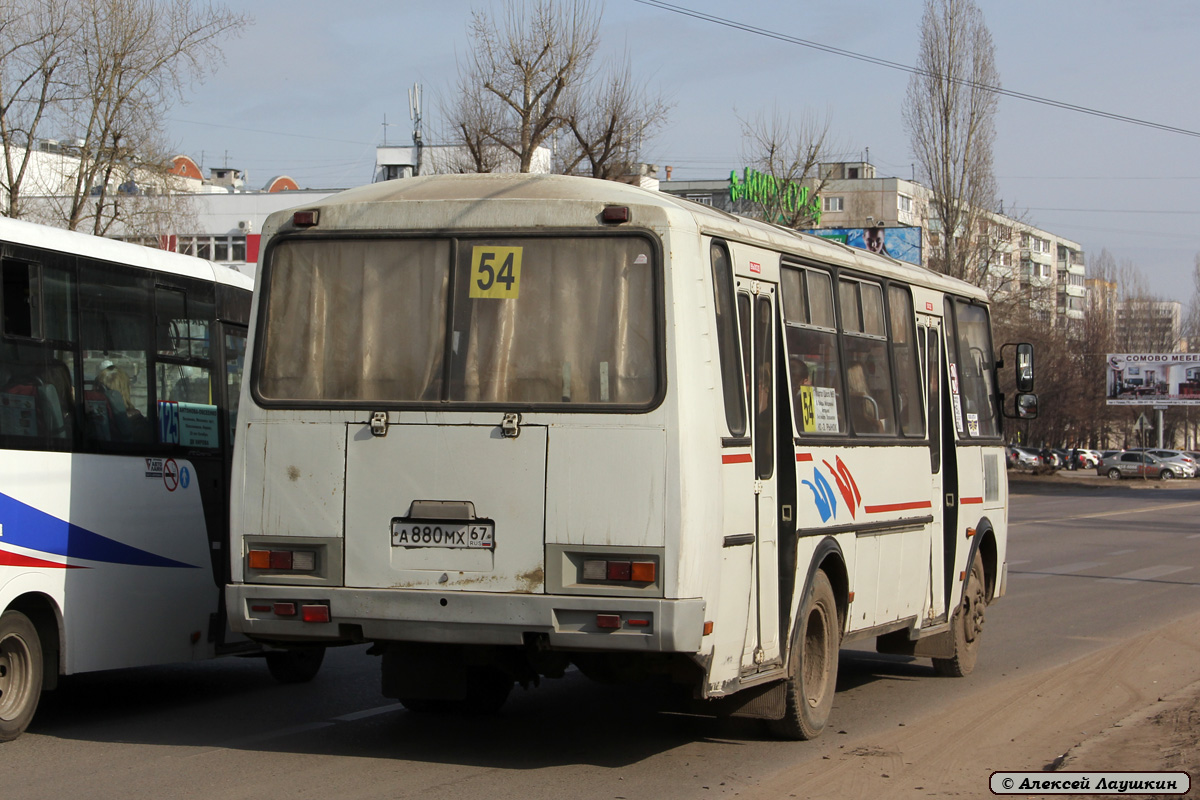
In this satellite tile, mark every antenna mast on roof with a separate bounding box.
[409,82,423,176]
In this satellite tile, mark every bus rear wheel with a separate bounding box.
[933,551,986,677]
[266,646,325,684]
[768,570,839,740]
[0,610,43,742]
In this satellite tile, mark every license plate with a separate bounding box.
[391,521,494,549]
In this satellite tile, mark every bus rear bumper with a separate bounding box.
[227,584,707,653]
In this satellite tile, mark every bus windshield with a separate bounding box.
[258,236,658,406]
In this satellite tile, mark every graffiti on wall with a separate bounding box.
[729,168,822,225]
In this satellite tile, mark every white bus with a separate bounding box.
[227,174,1035,738]
[0,217,322,741]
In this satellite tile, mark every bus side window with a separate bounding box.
[782,265,844,435]
[888,286,925,437]
[710,241,745,436]
[79,265,153,446]
[839,278,896,436]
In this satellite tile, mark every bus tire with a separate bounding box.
[266,646,325,684]
[933,550,986,677]
[398,667,512,715]
[462,666,513,714]
[0,610,44,742]
[768,570,839,741]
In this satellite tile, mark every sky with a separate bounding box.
[167,0,1200,300]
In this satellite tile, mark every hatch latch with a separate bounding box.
[500,412,522,439]
[370,411,389,437]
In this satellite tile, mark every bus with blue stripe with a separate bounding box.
[0,216,320,741]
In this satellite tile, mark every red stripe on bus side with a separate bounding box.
[863,500,933,514]
[960,497,984,505]
[796,453,813,462]
[722,453,753,465]
[0,549,86,569]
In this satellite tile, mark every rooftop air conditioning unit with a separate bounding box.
[237,220,252,233]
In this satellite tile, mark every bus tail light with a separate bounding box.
[273,602,297,617]
[582,558,656,584]
[301,604,331,623]
[247,548,317,572]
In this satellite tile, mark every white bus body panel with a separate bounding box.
[0,452,220,673]
[345,422,547,593]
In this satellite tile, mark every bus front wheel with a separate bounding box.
[933,551,986,677]
[768,570,839,740]
[0,610,44,742]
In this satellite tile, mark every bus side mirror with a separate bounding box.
[1015,343,1034,393]
[1015,392,1038,420]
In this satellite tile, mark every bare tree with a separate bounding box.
[734,108,832,229]
[451,0,600,173]
[64,0,246,234]
[1,0,246,234]
[1185,254,1200,348]
[557,53,669,180]
[443,77,507,173]
[903,0,999,287]
[0,0,75,218]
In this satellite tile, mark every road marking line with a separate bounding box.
[1101,565,1193,584]
[185,704,407,758]
[332,703,404,722]
[1011,561,1103,580]
[1012,499,1200,527]
[1108,549,1136,555]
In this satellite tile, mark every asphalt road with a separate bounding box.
[5,478,1200,800]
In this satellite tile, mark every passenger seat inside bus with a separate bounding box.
[85,362,133,442]
[0,365,68,439]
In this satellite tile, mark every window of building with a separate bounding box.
[898,195,912,213]
[823,196,844,213]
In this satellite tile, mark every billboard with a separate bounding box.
[804,226,923,266]
[1106,353,1200,405]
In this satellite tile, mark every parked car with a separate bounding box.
[1098,451,1194,480]
[1076,449,1102,469]
[1006,445,1042,471]
[1145,449,1198,477]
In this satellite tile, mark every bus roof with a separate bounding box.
[262,173,987,303]
[0,215,252,291]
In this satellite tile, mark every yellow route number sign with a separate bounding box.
[799,384,816,432]
[469,246,522,299]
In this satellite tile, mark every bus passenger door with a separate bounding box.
[919,317,949,622]
[737,280,781,672]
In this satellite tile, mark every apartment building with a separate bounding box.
[660,160,1086,327]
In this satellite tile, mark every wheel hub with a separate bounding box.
[0,633,33,721]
